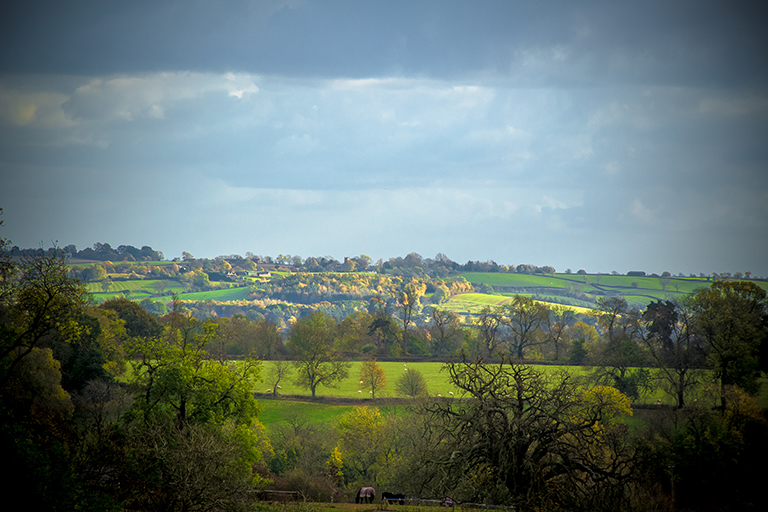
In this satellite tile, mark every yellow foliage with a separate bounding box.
[579,385,633,424]
[328,446,344,480]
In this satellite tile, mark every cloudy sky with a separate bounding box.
[1,0,767,276]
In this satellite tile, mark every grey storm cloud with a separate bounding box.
[2,0,767,86]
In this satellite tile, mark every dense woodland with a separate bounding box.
[2,234,768,511]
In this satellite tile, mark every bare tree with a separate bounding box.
[420,357,638,509]
[268,359,290,396]
[395,282,424,355]
[396,368,428,397]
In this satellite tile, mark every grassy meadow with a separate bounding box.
[256,360,717,404]
[454,272,760,309]
[85,279,250,303]
[258,361,461,399]
[441,293,595,316]
[250,361,742,432]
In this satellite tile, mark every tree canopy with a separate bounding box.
[287,311,351,398]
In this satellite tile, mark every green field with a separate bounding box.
[259,361,460,399]
[254,360,683,405]
[455,272,757,310]
[441,293,595,315]
[253,361,766,434]
[122,359,767,429]
[85,280,252,303]
[257,400,360,431]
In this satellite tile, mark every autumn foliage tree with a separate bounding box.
[335,407,393,485]
[359,359,386,398]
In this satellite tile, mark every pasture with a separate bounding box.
[257,360,721,405]
[84,280,251,303]
[256,400,361,431]
[86,279,186,300]
[441,293,594,315]
[456,272,736,309]
[259,361,461,399]
[252,362,768,430]
[252,361,729,432]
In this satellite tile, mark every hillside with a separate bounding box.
[71,255,768,328]
[456,272,754,309]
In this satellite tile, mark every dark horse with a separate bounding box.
[381,492,406,505]
[356,487,375,504]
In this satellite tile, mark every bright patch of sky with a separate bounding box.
[1,1,767,276]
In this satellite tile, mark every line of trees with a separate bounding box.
[3,242,165,262]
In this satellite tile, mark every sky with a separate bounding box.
[1,0,767,276]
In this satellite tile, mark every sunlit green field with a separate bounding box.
[441,293,595,315]
[453,272,758,311]
[85,280,249,303]
[257,361,460,399]
[254,360,692,406]
[253,361,756,431]
[459,272,716,293]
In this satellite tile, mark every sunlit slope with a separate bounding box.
[456,272,764,309]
